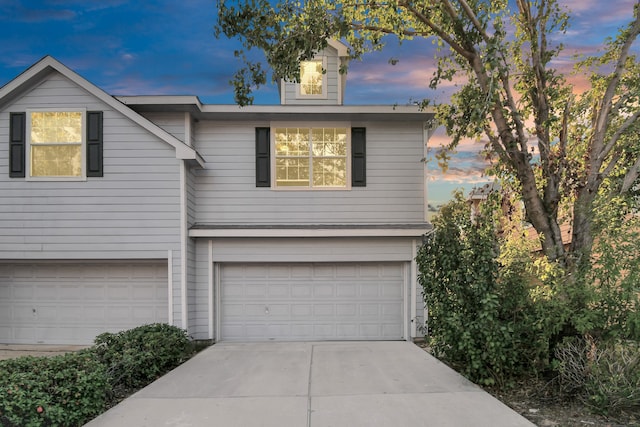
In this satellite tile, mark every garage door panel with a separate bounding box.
[313,284,334,297]
[313,304,334,317]
[292,304,313,316]
[337,324,358,337]
[336,283,357,297]
[220,262,404,341]
[292,284,312,297]
[336,304,357,316]
[0,262,168,344]
[291,265,313,277]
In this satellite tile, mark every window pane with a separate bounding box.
[312,128,347,156]
[31,145,82,177]
[313,158,346,187]
[275,128,309,156]
[300,60,323,95]
[31,111,82,144]
[276,158,309,187]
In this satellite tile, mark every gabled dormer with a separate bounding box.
[279,39,349,106]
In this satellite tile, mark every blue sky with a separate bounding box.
[1,0,637,205]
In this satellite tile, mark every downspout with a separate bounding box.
[180,160,188,331]
[179,111,191,332]
[167,249,173,325]
[411,239,418,340]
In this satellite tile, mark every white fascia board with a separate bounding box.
[327,39,349,57]
[199,104,434,115]
[0,56,201,164]
[116,95,203,107]
[188,228,430,238]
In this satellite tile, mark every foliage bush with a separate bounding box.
[0,323,194,426]
[93,323,193,393]
[0,351,109,427]
[417,191,551,385]
[418,187,640,415]
[556,337,640,414]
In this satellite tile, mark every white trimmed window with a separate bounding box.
[273,126,349,189]
[297,59,327,98]
[27,109,85,180]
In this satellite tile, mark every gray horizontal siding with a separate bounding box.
[191,238,211,340]
[138,112,186,141]
[193,120,425,224]
[0,72,183,260]
[209,237,415,262]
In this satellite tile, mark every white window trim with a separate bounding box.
[270,122,351,191]
[25,108,87,182]
[295,57,328,100]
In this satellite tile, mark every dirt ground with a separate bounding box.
[487,378,639,427]
[416,343,639,427]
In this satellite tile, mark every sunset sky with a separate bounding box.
[1,0,637,206]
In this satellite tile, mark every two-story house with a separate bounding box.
[0,40,434,345]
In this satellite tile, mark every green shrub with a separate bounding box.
[417,191,550,386]
[93,323,193,392]
[0,350,108,427]
[556,337,640,415]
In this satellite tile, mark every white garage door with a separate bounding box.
[0,262,168,345]
[220,262,405,341]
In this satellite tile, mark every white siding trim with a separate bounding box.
[208,240,214,340]
[168,250,174,325]
[189,228,429,238]
[403,262,409,341]
[411,239,418,338]
[423,123,430,222]
[214,262,221,341]
[180,161,188,331]
[184,112,192,147]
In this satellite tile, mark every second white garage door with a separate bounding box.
[220,262,405,341]
[0,262,168,345]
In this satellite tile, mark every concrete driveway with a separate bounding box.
[85,341,534,427]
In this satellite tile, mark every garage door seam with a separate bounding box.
[306,344,315,427]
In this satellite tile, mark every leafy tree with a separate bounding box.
[216,0,640,269]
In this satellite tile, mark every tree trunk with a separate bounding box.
[569,188,597,270]
[516,156,567,262]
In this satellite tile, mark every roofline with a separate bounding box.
[116,96,436,122]
[0,56,204,167]
[327,39,349,57]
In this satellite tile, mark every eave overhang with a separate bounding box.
[188,223,433,238]
[115,96,436,123]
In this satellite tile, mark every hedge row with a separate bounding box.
[0,323,193,427]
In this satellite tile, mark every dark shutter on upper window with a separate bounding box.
[351,127,366,187]
[86,111,103,177]
[255,127,271,187]
[9,112,26,178]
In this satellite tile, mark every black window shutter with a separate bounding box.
[351,127,366,187]
[9,112,26,178]
[86,111,103,177]
[255,127,271,187]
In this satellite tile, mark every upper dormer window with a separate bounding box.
[297,59,327,99]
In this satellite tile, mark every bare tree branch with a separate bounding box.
[599,109,640,161]
[592,12,640,159]
[398,0,475,60]
[621,155,640,193]
[457,0,492,44]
